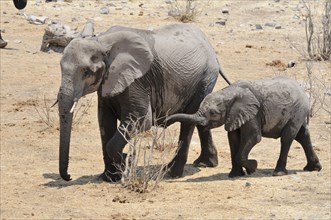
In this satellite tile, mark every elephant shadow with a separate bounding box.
[181,168,304,183]
[42,164,202,188]
[42,173,105,188]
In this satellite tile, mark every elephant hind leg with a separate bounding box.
[193,125,218,168]
[273,121,301,176]
[295,124,322,172]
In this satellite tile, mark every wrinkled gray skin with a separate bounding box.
[58,24,231,182]
[166,76,322,177]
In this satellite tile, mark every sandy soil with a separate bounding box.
[1,0,330,219]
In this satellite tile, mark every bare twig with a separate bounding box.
[117,116,178,193]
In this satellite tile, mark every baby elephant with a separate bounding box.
[166,76,322,177]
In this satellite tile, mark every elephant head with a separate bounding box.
[166,86,261,131]
[58,31,153,181]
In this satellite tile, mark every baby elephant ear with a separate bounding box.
[99,31,153,97]
[225,88,260,132]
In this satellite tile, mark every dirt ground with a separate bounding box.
[1,0,330,219]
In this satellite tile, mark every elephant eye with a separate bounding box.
[83,69,94,78]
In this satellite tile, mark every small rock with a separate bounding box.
[222,8,229,14]
[14,40,22,44]
[100,7,109,14]
[216,21,226,26]
[275,25,282,29]
[287,61,296,68]
[107,3,116,7]
[270,212,276,217]
[265,22,276,27]
[26,15,48,25]
[168,9,180,17]
[255,24,263,30]
[245,182,251,187]
[164,0,174,4]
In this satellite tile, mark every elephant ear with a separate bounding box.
[225,88,260,132]
[98,31,153,97]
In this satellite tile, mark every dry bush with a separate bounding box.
[34,95,92,129]
[300,61,330,117]
[167,0,200,23]
[117,116,179,193]
[303,0,331,61]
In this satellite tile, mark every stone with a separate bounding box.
[275,25,282,29]
[255,24,263,30]
[287,61,296,68]
[100,7,109,14]
[216,21,226,26]
[265,22,276,27]
[26,15,48,25]
[222,8,229,14]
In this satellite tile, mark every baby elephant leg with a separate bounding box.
[228,130,245,177]
[295,123,322,172]
[240,121,261,175]
[273,121,300,176]
[229,120,261,177]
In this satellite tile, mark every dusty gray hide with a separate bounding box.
[40,20,94,52]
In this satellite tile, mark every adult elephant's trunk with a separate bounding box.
[58,91,74,181]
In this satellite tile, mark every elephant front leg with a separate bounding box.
[103,131,129,182]
[232,121,261,177]
[98,98,119,182]
[228,130,245,177]
[167,123,195,177]
[193,125,218,168]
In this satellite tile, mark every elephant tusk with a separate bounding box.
[70,101,78,114]
[50,99,58,108]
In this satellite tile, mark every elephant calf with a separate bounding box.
[166,76,322,177]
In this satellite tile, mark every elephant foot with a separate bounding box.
[272,168,288,176]
[304,161,322,172]
[166,160,185,178]
[228,167,245,178]
[193,154,218,168]
[244,159,258,175]
[98,170,121,182]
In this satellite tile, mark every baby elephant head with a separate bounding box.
[166,86,261,131]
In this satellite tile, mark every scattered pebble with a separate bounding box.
[26,15,48,25]
[100,7,109,14]
[287,60,296,68]
[222,8,229,14]
[265,22,276,27]
[245,182,252,187]
[216,21,226,26]
[255,24,263,30]
[275,25,282,29]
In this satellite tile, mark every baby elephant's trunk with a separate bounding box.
[166,112,207,126]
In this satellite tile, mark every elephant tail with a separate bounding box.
[219,66,231,85]
[216,58,231,85]
[165,112,207,127]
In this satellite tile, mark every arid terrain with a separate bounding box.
[1,0,330,219]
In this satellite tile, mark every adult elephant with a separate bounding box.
[57,24,231,182]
